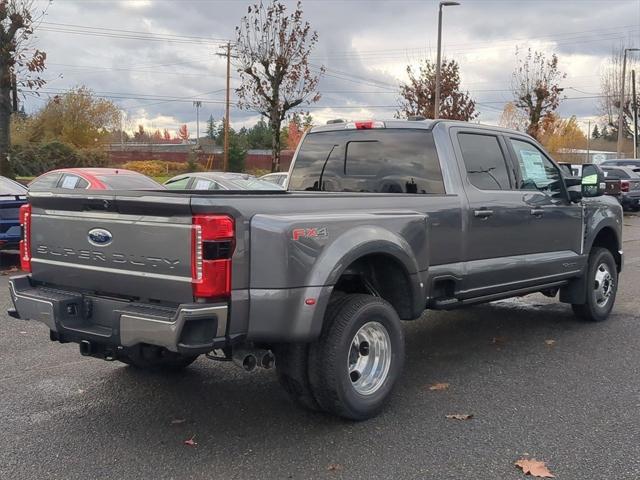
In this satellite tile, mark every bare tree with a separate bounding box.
[235,0,322,172]
[0,0,46,176]
[599,45,638,140]
[397,58,478,121]
[512,48,565,140]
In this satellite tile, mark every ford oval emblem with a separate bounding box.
[88,228,113,247]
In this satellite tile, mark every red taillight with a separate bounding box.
[192,215,235,299]
[19,204,31,272]
[620,180,630,193]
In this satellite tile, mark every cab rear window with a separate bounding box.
[289,129,445,194]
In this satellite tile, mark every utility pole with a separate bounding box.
[586,119,591,164]
[216,42,233,171]
[120,110,125,151]
[632,69,638,159]
[617,48,640,157]
[193,100,202,146]
[434,1,460,119]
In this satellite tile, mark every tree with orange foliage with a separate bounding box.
[177,124,189,142]
[539,114,586,154]
[286,114,304,150]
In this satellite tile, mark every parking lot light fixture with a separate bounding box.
[434,1,461,119]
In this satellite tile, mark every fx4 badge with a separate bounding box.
[292,227,328,241]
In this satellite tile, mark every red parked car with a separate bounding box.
[28,168,163,191]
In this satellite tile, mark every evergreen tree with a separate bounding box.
[205,115,216,140]
[591,124,600,139]
[228,129,247,173]
[601,125,610,141]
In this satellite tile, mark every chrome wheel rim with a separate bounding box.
[348,321,392,396]
[594,263,614,307]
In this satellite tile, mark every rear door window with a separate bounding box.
[60,174,89,190]
[458,133,512,190]
[193,178,214,190]
[289,128,445,194]
[165,177,192,189]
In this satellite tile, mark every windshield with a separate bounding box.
[0,176,27,196]
[97,174,163,190]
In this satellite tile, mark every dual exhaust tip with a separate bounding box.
[232,349,275,372]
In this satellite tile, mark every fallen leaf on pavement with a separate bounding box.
[1,266,18,275]
[491,336,508,345]
[445,414,473,420]
[171,418,186,424]
[545,339,556,346]
[327,463,342,472]
[515,458,555,478]
[184,437,198,447]
[428,382,449,391]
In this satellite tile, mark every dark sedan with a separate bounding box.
[0,176,27,252]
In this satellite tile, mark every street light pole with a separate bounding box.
[434,1,460,119]
[617,48,639,157]
[632,69,638,159]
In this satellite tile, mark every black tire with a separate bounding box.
[274,293,352,412]
[308,294,405,421]
[572,247,618,322]
[119,345,199,371]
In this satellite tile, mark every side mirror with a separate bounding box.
[581,164,606,197]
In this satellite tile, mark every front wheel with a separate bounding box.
[572,247,618,322]
[308,294,405,420]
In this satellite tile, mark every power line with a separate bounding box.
[40,21,231,43]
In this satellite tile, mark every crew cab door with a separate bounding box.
[451,128,582,299]
[504,135,583,260]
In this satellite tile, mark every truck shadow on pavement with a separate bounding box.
[85,297,596,433]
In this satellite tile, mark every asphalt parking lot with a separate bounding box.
[1,214,640,480]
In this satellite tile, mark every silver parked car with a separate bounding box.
[260,172,289,188]
[164,172,283,191]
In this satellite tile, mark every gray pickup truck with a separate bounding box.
[8,119,623,420]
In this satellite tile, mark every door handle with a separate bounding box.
[474,209,494,219]
[530,208,545,217]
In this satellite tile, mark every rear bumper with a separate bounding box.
[8,274,230,355]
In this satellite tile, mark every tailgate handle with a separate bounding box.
[82,199,117,212]
[530,208,545,217]
[474,209,494,219]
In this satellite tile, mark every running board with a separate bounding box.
[430,280,569,310]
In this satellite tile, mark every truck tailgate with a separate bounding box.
[28,193,193,304]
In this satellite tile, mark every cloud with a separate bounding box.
[24,0,640,133]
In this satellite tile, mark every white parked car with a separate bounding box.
[260,172,289,189]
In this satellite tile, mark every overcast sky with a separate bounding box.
[23,0,640,137]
